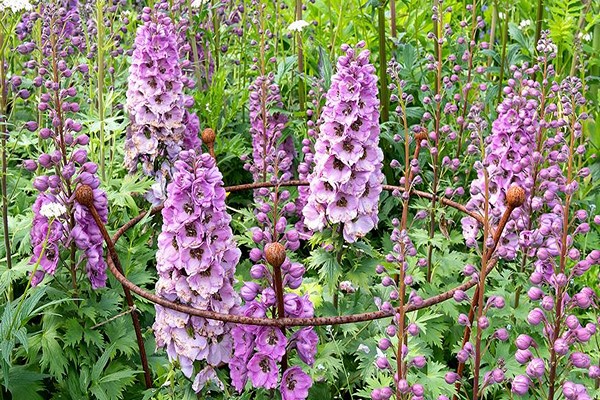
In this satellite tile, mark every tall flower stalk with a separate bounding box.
[303,42,384,243]
[153,150,241,392]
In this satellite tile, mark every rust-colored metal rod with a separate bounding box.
[75,186,153,389]
[452,189,524,399]
[97,181,488,328]
[104,234,489,327]
[223,180,483,224]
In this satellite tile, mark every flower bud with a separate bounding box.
[511,375,530,395]
[570,352,590,369]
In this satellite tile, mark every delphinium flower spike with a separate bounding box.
[302,42,384,243]
[124,7,201,203]
[153,150,241,392]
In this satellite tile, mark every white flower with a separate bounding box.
[518,20,531,29]
[191,0,209,7]
[287,20,310,32]
[578,32,592,42]
[357,344,370,354]
[316,364,325,371]
[0,0,33,12]
[40,202,67,219]
[498,12,506,19]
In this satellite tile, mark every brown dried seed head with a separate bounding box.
[506,186,526,208]
[75,184,94,208]
[264,242,286,268]
[415,128,428,142]
[201,128,216,145]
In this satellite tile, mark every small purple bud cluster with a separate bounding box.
[302,42,384,243]
[243,73,294,184]
[371,220,429,400]
[24,2,108,289]
[153,150,241,391]
[125,8,200,201]
[295,81,326,239]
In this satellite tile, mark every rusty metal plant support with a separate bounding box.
[90,179,493,326]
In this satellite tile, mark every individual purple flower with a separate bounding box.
[302,42,384,243]
[153,150,240,388]
[280,367,312,400]
[255,326,287,360]
[247,353,279,389]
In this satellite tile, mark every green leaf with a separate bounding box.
[6,366,48,400]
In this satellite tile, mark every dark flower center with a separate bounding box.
[324,182,334,191]
[199,268,212,277]
[343,140,354,152]
[286,377,296,390]
[333,158,345,171]
[171,237,179,250]
[185,224,197,237]
[190,247,204,259]
[336,197,348,207]
[183,203,193,214]
[259,358,270,373]
[334,124,344,136]
[267,330,277,345]
[351,118,362,131]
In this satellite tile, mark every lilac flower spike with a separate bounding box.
[153,150,240,390]
[462,70,539,259]
[302,42,384,242]
[125,9,200,193]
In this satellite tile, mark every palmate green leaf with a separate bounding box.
[307,247,341,292]
[6,365,48,400]
[354,372,394,399]
[414,360,451,399]
[92,365,140,400]
[62,318,84,347]
[309,341,344,382]
[38,325,68,380]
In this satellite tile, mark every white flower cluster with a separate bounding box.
[0,0,33,13]
[288,20,310,32]
[40,202,67,219]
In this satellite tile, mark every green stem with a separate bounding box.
[496,5,509,104]
[296,0,305,112]
[0,31,12,278]
[534,0,544,56]
[377,5,389,122]
[96,1,106,180]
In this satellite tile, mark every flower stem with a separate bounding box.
[82,194,153,389]
[96,1,106,180]
[378,5,389,122]
[295,0,305,112]
[0,31,12,277]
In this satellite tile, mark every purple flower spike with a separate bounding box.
[302,43,384,243]
[153,150,240,388]
[125,10,201,202]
